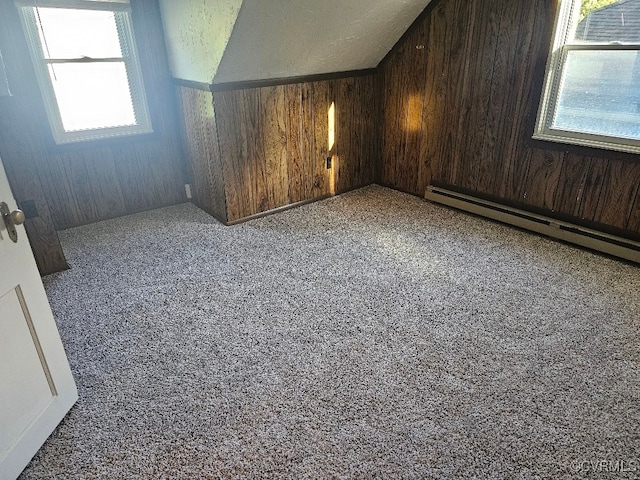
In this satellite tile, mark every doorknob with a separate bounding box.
[0,201,25,243]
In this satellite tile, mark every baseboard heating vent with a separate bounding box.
[425,186,640,264]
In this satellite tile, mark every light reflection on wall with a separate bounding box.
[328,101,336,194]
[407,94,423,132]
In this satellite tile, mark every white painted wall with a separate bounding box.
[158,0,242,83]
[213,0,432,83]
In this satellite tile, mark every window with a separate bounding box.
[534,0,640,154]
[16,0,151,144]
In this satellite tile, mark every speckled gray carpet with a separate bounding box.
[20,185,639,479]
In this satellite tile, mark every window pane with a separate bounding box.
[552,50,640,140]
[574,0,640,43]
[47,62,136,132]
[35,8,122,59]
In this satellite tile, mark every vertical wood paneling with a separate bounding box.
[206,97,228,223]
[333,76,377,193]
[453,0,499,192]
[242,89,267,214]
[493,1,546,203]
[381,39,407,191]
[627,189,640,232]
[310,81,331,198]
[575,157,609,222]
[380,24,427,195]
[592,159,640,229]
[431,0,476,187]
[284,83,307,203]
[420,1,449,189]
[299,82,319,200]
[521,149,564,209]
[212,75,377,223]
[380,0,640,237]
[554,155,593,218]
[402,19,430,194]
[215,89,247,220]
[176,86,227,222]
[477,2,522,196]
[260,86,290,209]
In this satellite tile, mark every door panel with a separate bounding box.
[0,155,77,480]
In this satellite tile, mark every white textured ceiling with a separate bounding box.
[213,0,432,84]
[158,0,242,83]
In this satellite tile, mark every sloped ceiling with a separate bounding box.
[213,0,432,84]
[158,0,243,83]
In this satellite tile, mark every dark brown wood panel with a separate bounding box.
[432,0,477,191]
[380,28,417,193]
[211,75,378,222]
[379,0,640,237]
[176,86,227,222]
[628,189,640,232]
[419,0,454,189]
[576,157,609,223]
[299,82,319,201]
[241,89,267,215]
[521,149,564,210]
[453,0,498,192]
[333,75,377,193]
[399,18,430,194]
[284,83,307,203]
[592,159,640,229]
[214,89,249,221]
[477,2,523,196]
[260,86,290,209]
[554,154,594,218]
[310,81,331,198]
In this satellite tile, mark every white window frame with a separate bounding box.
[533,0,640,154]
[15,0,152,144]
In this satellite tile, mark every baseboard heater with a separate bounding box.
[425,186,640,264]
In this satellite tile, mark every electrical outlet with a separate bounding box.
[326,157,332,169]
[184,184,192,199]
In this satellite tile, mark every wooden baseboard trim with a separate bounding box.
[225,195,332,226]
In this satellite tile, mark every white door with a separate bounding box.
[0,155,77,480]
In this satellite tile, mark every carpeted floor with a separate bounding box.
[20,185,639,479]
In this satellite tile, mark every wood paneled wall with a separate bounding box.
[176,86,227,223]
[178,74,378,224]
[0,0,187,273]
[380,0,640,237]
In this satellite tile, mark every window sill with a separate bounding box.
[40,128,159,155]
[532,131,640,156]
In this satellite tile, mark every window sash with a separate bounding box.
[17,2,152,144]
[563,44,640,51]
[15,0,130,13]
[533,0,640,154]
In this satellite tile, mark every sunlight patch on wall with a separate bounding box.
[407,94,423,133]
[328,101,336,151]
[328,101,336,195]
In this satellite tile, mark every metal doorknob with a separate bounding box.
[0,201,24,243]
[10,209,25,225]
